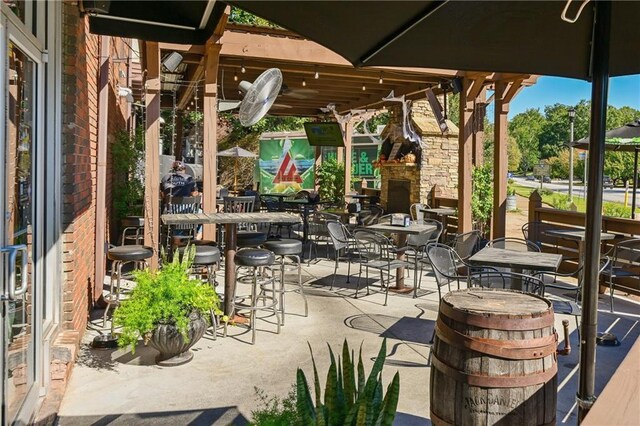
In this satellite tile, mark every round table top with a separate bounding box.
[443,288,551,316]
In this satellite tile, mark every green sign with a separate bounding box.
[321,146,380,180]
[258,138,315,193]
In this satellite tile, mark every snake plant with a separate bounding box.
[296,338,400,426]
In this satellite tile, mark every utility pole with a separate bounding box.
[568,107,576,201]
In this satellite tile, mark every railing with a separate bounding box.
[528,191,640,295]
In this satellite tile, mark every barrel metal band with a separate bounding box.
[431,354,558,388]
[436,318,558,359]
[440,301,554,331]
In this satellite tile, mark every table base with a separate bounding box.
[389,286,415,294]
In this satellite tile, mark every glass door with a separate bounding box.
[1,7,42,425]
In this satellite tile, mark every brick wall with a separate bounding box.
[61,2,98,333]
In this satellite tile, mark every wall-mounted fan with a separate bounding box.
[218,68,283,126]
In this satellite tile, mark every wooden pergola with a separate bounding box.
[140,17,537,268]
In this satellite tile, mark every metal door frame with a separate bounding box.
[0,3,46,424]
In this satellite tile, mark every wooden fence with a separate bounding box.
[529,191,640,296]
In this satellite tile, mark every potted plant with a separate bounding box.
[113,246,222,366]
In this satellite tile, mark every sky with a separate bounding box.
[507,75,640,118]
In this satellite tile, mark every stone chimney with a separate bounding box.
[378,98,459,212]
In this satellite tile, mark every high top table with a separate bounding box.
[543,228,619,267]
[468,247,562,291]
[162,212,301,316]
[365,222,437,297]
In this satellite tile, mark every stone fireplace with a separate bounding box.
[379,99,459,212]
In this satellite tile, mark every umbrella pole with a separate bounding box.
[578,1,611,422]
[632,148,638,219]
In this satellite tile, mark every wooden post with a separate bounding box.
[472,88,486,166]
[144,42,161,269]
[457,78,474,233]
[344,121,353,197]
[492,81,509,239]
[95,36,110,298]
[528,190,542,223]
[202,40,221,240]
[174,110,184,161]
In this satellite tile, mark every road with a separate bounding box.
[512,176,637,205]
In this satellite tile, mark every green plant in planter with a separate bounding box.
[296,338,400,426]
[471,164,493,237]
[507,185,517,196]
[316,159,346,204]
[114,246,222,353]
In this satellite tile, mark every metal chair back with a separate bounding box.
[353,229,394,263]
[359,205,384,226]
[408,219,443,248]
[409,203,428,221]
[327,221,352,252]
[522,221,567,252]
[611,238,640,269]
[471,271,545,295]
[163,195,202,234]
[449,230,481,260]
[223,196,256,230]
[487,237,540,252]
[426,243,467,298]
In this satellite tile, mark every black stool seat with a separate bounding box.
[235,249,275,267]
[178,245,220,264]
[264,239,302,256]
[175,239,217,248]
[237,231,267,247]
[122,216,144,228]
[108,245,153,262]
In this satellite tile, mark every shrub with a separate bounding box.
[250,386,301,426]
[316,159,346,204]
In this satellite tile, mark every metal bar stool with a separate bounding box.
[176,244,222,338]
[227,248,280,344]
[94,245,154,348]
[264,239,307,325]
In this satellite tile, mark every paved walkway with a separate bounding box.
[56,253,640,425]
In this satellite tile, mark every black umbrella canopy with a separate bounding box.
[573,120,640,151]
[85,1,227,44]
[226,1,639,79]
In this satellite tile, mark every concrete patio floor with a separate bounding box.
[57,256,640,425]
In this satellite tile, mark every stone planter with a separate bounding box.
[506,194,518,211]
[149,311,207,366]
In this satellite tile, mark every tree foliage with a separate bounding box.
[508,108,544,172]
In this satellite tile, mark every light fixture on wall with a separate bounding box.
[117,86,134,103]
[161,52,183,73]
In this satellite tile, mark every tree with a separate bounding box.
[508,136,522,172]
[547,149,570,179]
[508,108,544,172]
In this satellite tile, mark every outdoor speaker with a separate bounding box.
[450,77,463,94]
[162,52,183,73]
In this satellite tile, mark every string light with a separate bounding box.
[314,66,319,79]
[362,83,366,91]
[233,72,238,81]
[379,72,384,84]
[302,79,307,87]
[241,62,246,73]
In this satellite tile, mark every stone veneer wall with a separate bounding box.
[379,99,459,211]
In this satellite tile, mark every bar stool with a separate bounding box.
[264,239,307,325]
[228,248,280,344]
[177,244,222,338]
[237,231,267,248]
[103,245,154,328]
[120,216,144,245]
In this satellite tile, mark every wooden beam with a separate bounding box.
[503,78,525,103]
[466,74,490,101]
[492,80,509,239]
[144,41,161,269]
[202,40,221,240]
[177,59,205,110]
[458,78,474,233]
[344,121,354,198]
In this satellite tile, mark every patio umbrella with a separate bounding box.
[217,146,258,190]
[572,120,640,218]
[223,0,639,420]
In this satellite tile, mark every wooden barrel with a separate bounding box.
[430,289,557,426]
